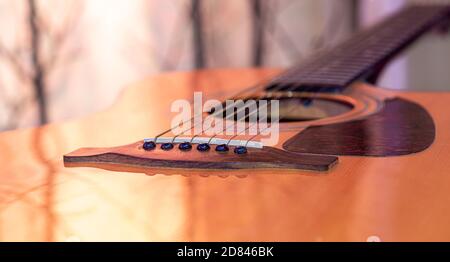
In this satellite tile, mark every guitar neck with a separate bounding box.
[267,5,450,92]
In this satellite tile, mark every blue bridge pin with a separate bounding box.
[179,142,192,151]
[215,144,229,152]
[161,143,174,150]
[301,98,313,107]
[143,141,156,151]
[234,146,248,155]
[197,143,211,152]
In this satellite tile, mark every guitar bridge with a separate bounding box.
[63,141,338,176]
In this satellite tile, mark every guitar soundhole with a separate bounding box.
[211,96,354,123]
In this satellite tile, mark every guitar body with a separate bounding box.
[1,68,450,241]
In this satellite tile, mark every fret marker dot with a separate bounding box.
[215,144,229,152]
[143,141,156,151]
[197,143,211,152]
[161,143,174,150]
[234,146,248,155]
[179,142,192,151]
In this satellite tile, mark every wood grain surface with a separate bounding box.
[64,142,338,172]
[0,69,450,241]
[283,98,436,156]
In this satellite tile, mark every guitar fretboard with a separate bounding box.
[267,5,450,92]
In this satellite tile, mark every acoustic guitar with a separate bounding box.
[2,5,450,241]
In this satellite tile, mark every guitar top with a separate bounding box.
[1,5,450,241]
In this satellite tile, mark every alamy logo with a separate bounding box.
[170,92,280,146]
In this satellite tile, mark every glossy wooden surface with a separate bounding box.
[1,68,450,241]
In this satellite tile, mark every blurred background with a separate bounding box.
[0,0,449,131]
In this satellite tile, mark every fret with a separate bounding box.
[267,5,450,92]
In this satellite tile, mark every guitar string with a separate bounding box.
[243,8,450,147]
[151,8,429,146]
[161,55,356,146]
[192,74,346,147]
[182,70,329,145]
[208,85,323,146]
[168,45,338,143]
[178,21,391,146]
[153,2,319,141]
[160,57,348,146]
[220,15,420,146]
[223,17,410,143]
[162,67,319,144]
[152,20,362,143]
[171,10,418,143]
[239,9,443,146]
[171,38,358,144]
[153,80,267,140]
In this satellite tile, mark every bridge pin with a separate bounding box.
[234,146,248,155]
[301,98,313,106]
[215,144,229,152]
[161,143,174,150]
[197,143,211,152]
[179,142,192,151]
[143,141,156,151]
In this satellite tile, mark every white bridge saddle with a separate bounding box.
[145,137,264,149]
